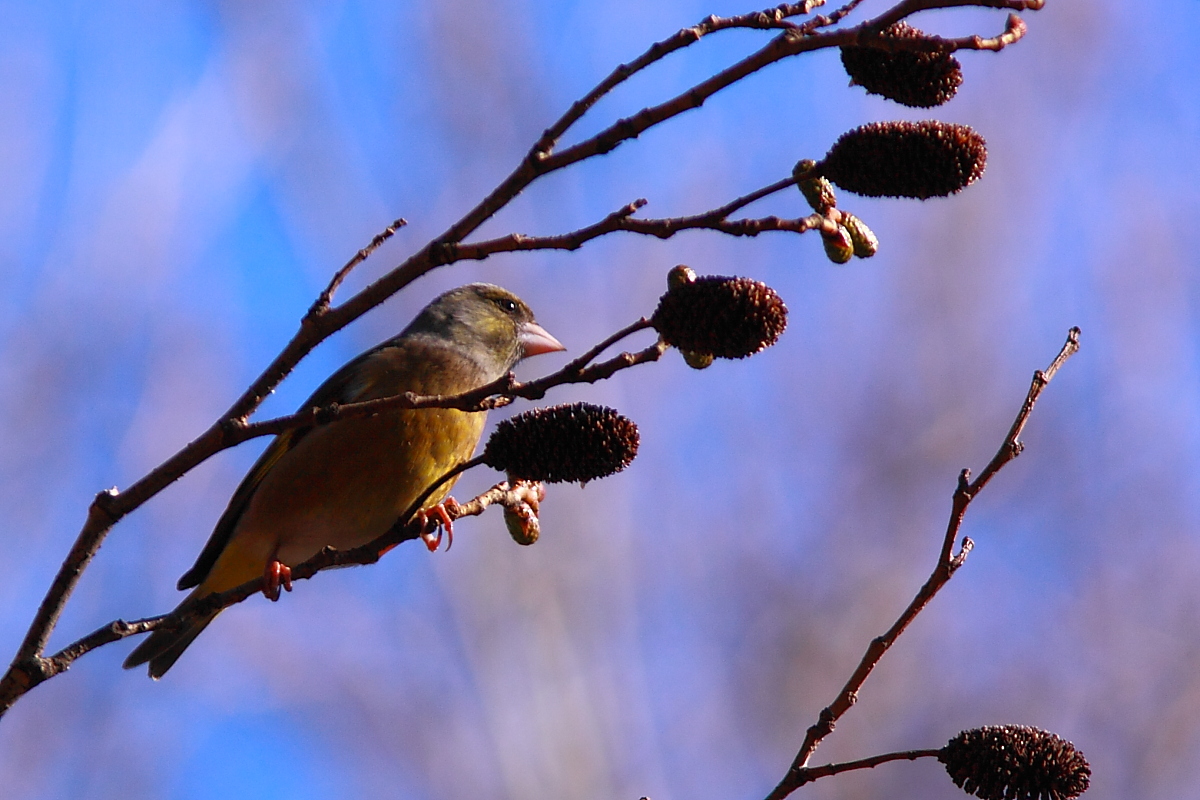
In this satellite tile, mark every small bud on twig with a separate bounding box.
[503,503,540,545]
[840,22,963,108]
[818,121,987,199]
[652,272,788,359]
[666,264,698,291]
[502,480,544,545]
[793,159,838,213]
[940,725,1091,800]
[483,403,640,485]
[822,225,855,264]
[839,212,879,258]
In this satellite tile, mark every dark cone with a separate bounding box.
[652,275,787,359]
[840,22,962,108]
[940,725,1091,800]
[483,403,639,484]
[819,121,986,199]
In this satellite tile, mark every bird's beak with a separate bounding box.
[518,321,566,358]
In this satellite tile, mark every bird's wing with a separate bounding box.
[174,344,399,590]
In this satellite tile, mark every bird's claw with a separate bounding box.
[418,498,460,552]
[263,559,293,602]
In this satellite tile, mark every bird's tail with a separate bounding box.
[122,590,221,680]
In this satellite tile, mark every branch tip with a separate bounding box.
[773,326,1074,782]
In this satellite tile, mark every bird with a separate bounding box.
[123,283,564,679]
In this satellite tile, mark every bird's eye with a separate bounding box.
[497,298,517,313]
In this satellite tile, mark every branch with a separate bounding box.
[174,0,1040,475]
[791,749,942,785]
[797,0,872,35]
[454,178,828,260]
[311,217,407,315]
[851,10,1029,52]
[0,0,1047,718]
[224,319,659,441]
[91,0,1031,525]
[869,0,1043,31]
[535,0,1027,179]
[764,327,1081,800]
[0,480,542,698]
[534,2,828,158]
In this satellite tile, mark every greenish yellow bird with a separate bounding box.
[124,283,564,679]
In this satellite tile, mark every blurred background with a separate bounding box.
[0,1,1197,798]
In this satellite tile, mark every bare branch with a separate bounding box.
[0,477,546,701]
[535,2,828,158]
[764,327,1081,800]
[311,217,407,315]
[797,0,872,35]
[789,749,942,785]
[201,0,1039,442]
[868,0,1043,30]
[455,177,815,260]
[240,319,661,443]
[850,10,1029,52]
[12,491,120,662]
[39,479,537,671]
[962,326,1081,503]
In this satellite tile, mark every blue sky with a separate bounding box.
[1,1,1199,799]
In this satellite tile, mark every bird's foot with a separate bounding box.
[418,498,461,552]
[263,559,293,602]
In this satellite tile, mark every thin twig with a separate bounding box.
[790,749,942,785]
[458,173,806,260]
[458,209,827,260]
[764,327,1081,800]
[534,2,826,159]
[312,218,407,315]
[238,319,659,439]
[454,176,808,260]
[847,10,1028,52]
[795,0,871,35]
[868,0,1043,30]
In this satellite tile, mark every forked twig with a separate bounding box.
[764,327,1081,800]
[311,217,407,314]
[534,2,828,158]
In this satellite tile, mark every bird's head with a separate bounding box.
[404,283,564,379]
